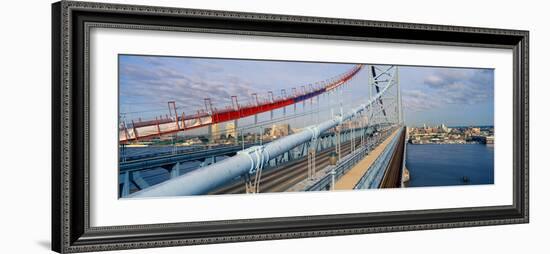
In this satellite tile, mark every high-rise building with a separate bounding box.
[270,123,291,138]
[225,122,237,139]
[440,124,449,133]
[210,123,220,142]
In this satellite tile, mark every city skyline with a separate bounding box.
[119,55,494,127]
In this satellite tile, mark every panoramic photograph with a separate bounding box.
[117,55,494,198]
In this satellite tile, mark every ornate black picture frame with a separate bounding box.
[52,1,529,253]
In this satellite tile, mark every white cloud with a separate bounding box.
[402,68,493,112]
[120,60,257,114]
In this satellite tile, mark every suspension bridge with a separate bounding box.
[119,64,407,198]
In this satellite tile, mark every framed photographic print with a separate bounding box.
[52,1,529,253]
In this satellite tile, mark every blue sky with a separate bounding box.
[119,55,494,128]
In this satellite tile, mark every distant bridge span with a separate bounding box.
[119,65,364,143]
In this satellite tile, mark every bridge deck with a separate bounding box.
[334,128,400,190]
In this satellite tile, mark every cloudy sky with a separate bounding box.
[119,55,494,127]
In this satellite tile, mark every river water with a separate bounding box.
[406,144,494,187]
